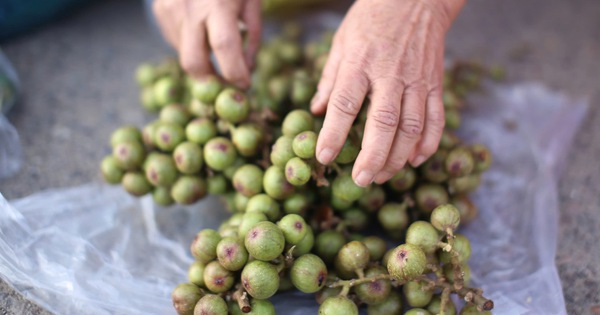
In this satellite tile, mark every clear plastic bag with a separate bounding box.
[0,82,586,315]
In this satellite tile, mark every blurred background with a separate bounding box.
[0,0,598,314]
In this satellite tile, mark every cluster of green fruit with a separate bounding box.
[99,24,498,314]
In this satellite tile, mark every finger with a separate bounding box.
[179,19,215,79]
[310,34,344,115]
[315,63,369,165]
[409,90,445,167]
[241,0,262,70]
[152,1,180,48]
[207,9,250,88]
[373,85,427,184]
[351,80,403,187]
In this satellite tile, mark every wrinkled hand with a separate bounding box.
[311,0,465,187]
[153,0,262,88]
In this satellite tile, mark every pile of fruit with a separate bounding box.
[100,24,499,315]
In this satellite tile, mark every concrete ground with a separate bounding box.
[1,0,599,314]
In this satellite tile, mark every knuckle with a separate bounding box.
[371,105,400,132]
[212,36,236,52]
[400,114,425,136]
[384,159,406,176]
[330,91,362,117]
[428,109,446,130]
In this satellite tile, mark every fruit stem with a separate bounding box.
[446,235,465,290]
[440,286,451,315]
[437,241,452,252]
[421,276,494,311]
[327,274,395,289]
[232,286,252,313]
[312,161,330,187]
[339,284,351,297]
[330,162,344,175]
[284,246,296,267]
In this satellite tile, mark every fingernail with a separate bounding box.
[412,155,426,167]
[317,148,335,165]
[355,171,374,187]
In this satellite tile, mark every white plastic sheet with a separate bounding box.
[0,82,586,315]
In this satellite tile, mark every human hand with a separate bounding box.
[311,0,465,187]
[152,0,262,88]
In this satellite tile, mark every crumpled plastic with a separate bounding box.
[0,49,22,179]
[0,82,586,315]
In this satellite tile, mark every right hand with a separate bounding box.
[152,0,262,88]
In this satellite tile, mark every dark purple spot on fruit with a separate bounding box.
[294,221,303,231]
[233,92,244,102]
[226,247,234,258]
[215,277,224,286]
[298,133,307,140]
[431,161,441,171]
[286,166,294,178]
[398,250,406,259]
[242,277,250,289]
[371,281,382,292]
[234,182,245,192]
[161,133,170,143]
[118,147,128,156]
[250,230,259,239]
[150,169,158,181]
[451,162,460,173]
[175,154,183,164]
[318,272,326,286]
[216,143,228,152]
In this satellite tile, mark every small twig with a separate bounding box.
[440,287,451,315]
[327,274,395,289]
[232,286,251,313]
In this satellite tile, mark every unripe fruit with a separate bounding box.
[190,75,222,103]
[336,241,370,274]
[232,164,264,197]
[406,221,440,254]
[318,296,358,315]
[172,283,203,315]
[244,221,285,261]
[203,137,237,171]
[387,244,427,282]
[290,254,328,293]
[188,261,205,287]
[216,237,248,271]
[430,204,461,232]
[241,260,280,299]
[354,266,391,305]
[427,295,456,315]
[215,88,250,123]
[171,175,207,205]
[101,156,124,184]
[190,229,221,263]
[367,291,403,315]
[203,261,234,293]
[277,214,308,245]
[173,141,203,174]
[403,281,433,307]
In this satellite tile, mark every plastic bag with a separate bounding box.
[0,82,586,315]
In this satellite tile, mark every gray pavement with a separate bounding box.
[1,0,599,314]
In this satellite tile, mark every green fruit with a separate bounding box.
[171,175,207,205]
[362,236,387,261]
[445,147,475,177]
[245,194,281,221]
[443,263,471,285]
[215,88,250,123]
[278,40,303,64]
[153,186,175,206]
[377,202,410,231]
[203,261,235,293]
[283,192,310,215]
[334,136,360,164]
[244,221,285,261]
[470,144,492,172]
[367,291,403,315]
[233,192,250,212]
[430,204,461,232]
[277,214,308,245]
[194,294,228,315]
[190,75,223,103]
[142,121,160,148]
[263,165,295,200]
[238,212,268,239]
[291,73,316,107]
[190,229,221,263]
[427,295,456,315]
[241,260,280,299]
[451,195,478,225]
[110,126,142,147]
[290,254,327,293]
[331,194,354,211]
[245,299,276,315]
[186,118,217,145]
[404,308,432,315]
[316,287,343,305]
[406,221,440,254]
[285,157,312,186]
[337,241,370,274]
[440,129,461,149]
[100,156,124,184]
[448,174,481,194]
[282,109,314,136]
[460,304,492,315]
[355,266,391,305]
[342,208,369,231]
[113,141,145,170]
[223,157,246,180]
[172,283,203,315]
[188,99,215,118]
[140,87,160,112]
[292,225,314,256]
[332,173,365,202]
[155,122,185,152]
[207,174,228,195]
[257,48,283,77]
[188,261,206,287]
[387,244,427,282]
[415,184,449,214]
[442,89,460,109]
[388,167,417,192]
[122,172,152,196]
[267,74,291,104]
[358,185,386,212]
[203,137,237,171]
[216,237,248,271]
[420,150,449,183]
[270,135,296,168]
[403,281,433,307]
[318,296,358,315]
[231,124,263,157]
[445,108,461,129]
[160,104,191,126]
[292,131,317,159]
[232,164,264,197]
[439,234,472,264]
[315,230,346,264]
[144,153,178,186]
[135,63,156,87]
[153,76,182,106]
